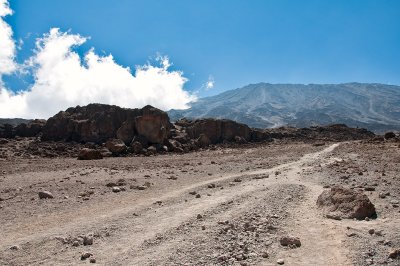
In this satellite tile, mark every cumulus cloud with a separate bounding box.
[0,1,196,118]
[0,0,16,76]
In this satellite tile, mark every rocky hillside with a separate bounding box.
[168,83,400,133]
[0,103,377,159]
[0,118,32,126]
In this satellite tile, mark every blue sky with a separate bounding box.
[1,0,400,118]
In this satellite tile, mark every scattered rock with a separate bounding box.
[77,148,103,160]
[90,258,97,263]
[280,236,301,248]
[317,186,376,220]
[83,235,94,246]
[384,132,396,139]
[112,187,121,193]
[261,252,269,258]
[10,245,19,250]
[81,252,93,260]
[389,249,400,259]
[105,139,127,155]
[277,258,285,265]
[38,191,54,199]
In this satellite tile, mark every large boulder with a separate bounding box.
[105,139,127,155]
[134,105,171,144]
[317,186,376,220]
[185,118,251,144]
[77,148,103,160]
[384,131,396,139]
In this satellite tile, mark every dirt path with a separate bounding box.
[1,143,355,265]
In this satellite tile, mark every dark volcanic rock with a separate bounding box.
[384,131,396,139]
[317,186,377,220]
[41,104,171,144]
[134,105,171,144]
[0,119,46,138]
[105,139,127,155]
[184,118,252,144]
[78,148,103,160]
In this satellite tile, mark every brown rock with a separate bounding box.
[280,236,301,247]
[317,186,376,220]
[389,249,400,259]
[78,148,103,160]
[116,120,135,144]
[130,141,143,154]
[105,139,127,154]
[134,106,171,144]
[384,132,396,139]
[38,191,54,199]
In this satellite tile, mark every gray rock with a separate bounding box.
[38,191,54,199]
[280,236,301,247]
[112,187,121,193]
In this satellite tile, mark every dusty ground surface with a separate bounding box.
[0,140,399,265]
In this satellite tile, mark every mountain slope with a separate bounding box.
[168,83,400,132]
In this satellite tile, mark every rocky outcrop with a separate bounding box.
[0,120,45,138]
[41,104,171,144]
[317,186,377,220]
[179,118,253,144]
[265,124,375,142]
[15,120,46,137]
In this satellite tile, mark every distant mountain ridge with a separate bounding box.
[168,83,400,133]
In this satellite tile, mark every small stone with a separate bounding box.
[277,258,285,264]
[90,258,96,263]
[280,236,301,247]
[389,249,400,259]
[197,214,203,219]
[261,252,269,258]
[38,191,54,199]
[112,187,121,193]
[81,252,92,260]
[83,235,93,246]
[201,225,206,230]
[189,191,197,195]
[10,245,19,250]
[72,241,79,247]
[368,229,375,235]
[195,194,201,198]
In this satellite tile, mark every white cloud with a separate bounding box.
[0,1,196,118]
[205,75,215,90]
[0,0,16,76]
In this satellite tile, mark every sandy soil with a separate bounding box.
[0,141,399,265]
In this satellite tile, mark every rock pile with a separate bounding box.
[317,186,377,220]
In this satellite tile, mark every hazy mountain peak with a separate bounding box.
[169,83,400,133]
